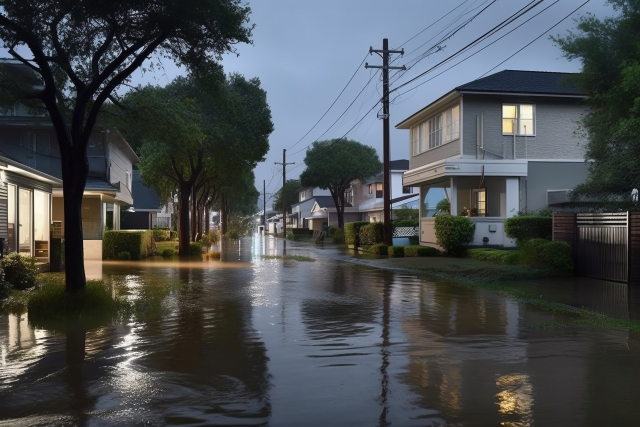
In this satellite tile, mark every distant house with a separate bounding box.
[289,186,331,230]
[396,70,589,248]
[123,170,171,230]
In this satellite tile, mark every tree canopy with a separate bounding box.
[300,139,382,229]
[553,0,640,207]
[0,0,254,290]
[272,179,301,212]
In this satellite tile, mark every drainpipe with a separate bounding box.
[512,119,516,160]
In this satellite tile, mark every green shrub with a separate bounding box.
[117,251,131,260]
[393,206,419,221]
[359,222,384,246]
[286,230,296,240]
[344,221,370,246]
[328,226,338,238]
[170,230,178,239]
[408,236,419,246]
[388,246,405,257]
[162,248,176,257]
[0,280,11,299]
[189,242,203,255]
[291,228,312,236]
[504,216,552,245]
[404,245,440,257]
[207,251,221,260]
[467,248,519,265]
[0,253,38,290]
[366,243,388,255]
[332,228,345,244]
[152,228,171,242]
[103,230,156,260]
[521,239,573,271]
[434,215,475,254]
[392,219,419,227]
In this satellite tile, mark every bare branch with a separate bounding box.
[7,48,42,74]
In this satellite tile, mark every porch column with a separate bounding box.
[450,177,458,216]
[506,178,519,218]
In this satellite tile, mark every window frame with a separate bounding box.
[375,183,383,199]
[502,103,536,136]
[411,102,461,156]
[472,188,487,217]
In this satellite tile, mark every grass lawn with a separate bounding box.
[155,240,179,254]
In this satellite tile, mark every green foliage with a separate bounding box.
[152,228,171,242]
[189,242,203,255]
[388,246,405,257]
[408,236,419,245]
[434,215,475,254]
[103,230,156,260]
[359,222,384,246]
[0,280,11,300]
[344,221,371,246]
[300,139,382,227]
[162,249,176,257]
[332,228,345,244]
[328,226,338,238]
[404,245,440,257]
[467,248,520,265]
[521,239,574,272]
[552,2,640,207]
[117,252,131,261]
[393,206,419,222]
[0,253,38,290]
[286,230,296,240]
[504,216,552,245]
[392,219,419,227]
[516,208,553,217]
[170,230,178,240]
[435,199,451,214]
[207,251,221,260]
[273,179,301,212]
[365,244,389,255]
[199,230,220,246]
[225,214,255,239]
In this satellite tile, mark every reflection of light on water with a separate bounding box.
[1,314,50,384]
[440,365,461,415]
[495,373,534,427]
[477,298,486,327]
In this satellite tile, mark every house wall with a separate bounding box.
[462,94,587,160]
[525,161,590,211]
[53,195,104,240]
[107,137,133,192]
[0,179,7,246]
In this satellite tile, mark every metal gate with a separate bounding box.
[576,213,628,282]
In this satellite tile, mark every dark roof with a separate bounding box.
[85,177,119,192]
[391,194,418,204]
[131,170,162,210]
[314,196,352,208]
[390,159,409,170]
[456,70,585,96]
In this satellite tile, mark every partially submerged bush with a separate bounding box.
[388,246,405,257]
[332,228,345,244]
[404,245,440,257]
[328,226,338,238]
[392,219,419,227]
[207,251,221,260]
[199,230,220,247]
[365,243,388,255]
[359,222,384,246]
[152,227,171,242]
[505,216,552,245]
[189,242,203,255]
[162,248,176,257]
[521,239,573,272]
[344,221,370,246]
[117,251,131,260]
[103,230,156,260]
[434,215,475,254]
[0,253,38,290]
[467,248,519,265]
[286,230,296,241]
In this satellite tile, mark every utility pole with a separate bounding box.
[275,148,295,239]
[261,179,270,234]
[365,39,405,246]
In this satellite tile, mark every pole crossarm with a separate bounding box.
[365,64,406,70]
[275,148,295,245]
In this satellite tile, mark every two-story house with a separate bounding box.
[290,186,358,231]
[397,70,590,248]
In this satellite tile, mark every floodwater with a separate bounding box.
[2,236,640,426]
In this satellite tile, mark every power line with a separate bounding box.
[287,53,369,151]
[478,0,591,78]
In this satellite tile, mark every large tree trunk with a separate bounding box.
[329,189,345,230]
[190,187,198,242]
[61,151,89,292]
[178,182,192,255]
[204,207,210,234]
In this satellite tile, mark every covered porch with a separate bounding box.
[404,158,526,248]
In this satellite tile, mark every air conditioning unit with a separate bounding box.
[547,189,569,206]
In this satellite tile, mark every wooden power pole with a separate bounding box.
[275,149,294,239]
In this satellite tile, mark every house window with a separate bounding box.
[503,104,535,135]
[344,189,353,205]
[403,186,412,194]
[375,183,383,198]
[412,104,460,155]
[473,188,487,216]
[369,184,373,195]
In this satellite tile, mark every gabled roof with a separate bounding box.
[85,177,119,192]
[390,159,409,170]
[455,70,585,96]
[313,196,352,209]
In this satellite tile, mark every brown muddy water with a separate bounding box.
[1,235,640,426]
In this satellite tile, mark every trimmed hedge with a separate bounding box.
[467,248,519,265]
[365,243,388,255]
[117,251,131,260]
[103,230,156,260]
[434,215,475,254]
[0,253,38,290]
[359,222,384,246]
[162,248,176,257]
[189,242,203,255]
[345,221,370,246]
[521,238,573,272]
[328,226,338,238]
[291,228,312,236]
[504,216,552,245]
[332,228,345,244]
[152,228,171,242]
[388,246,404,257]
[404,245,440,257]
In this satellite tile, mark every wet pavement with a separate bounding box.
[2,235,640,426]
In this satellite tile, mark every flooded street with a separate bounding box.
[2,235,640,426]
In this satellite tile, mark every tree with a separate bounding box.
[272,179,301,212]
[0,0,253,291]
[300,139,382,229]
[552,0,640,207]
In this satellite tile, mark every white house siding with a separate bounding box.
[409,139,460,170]
[462,94,587,160]
[107,139,133,193]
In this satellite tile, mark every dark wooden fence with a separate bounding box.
[553,212,640,284]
